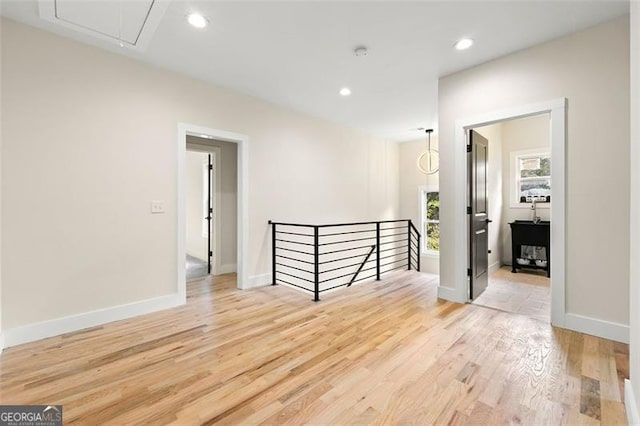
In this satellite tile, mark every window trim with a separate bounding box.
[419,185,440,257]
[509,148,551,209]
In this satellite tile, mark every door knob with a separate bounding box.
[486,219,493,223]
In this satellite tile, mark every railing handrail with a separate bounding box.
[269,219,422,234]
[270,219,422,301]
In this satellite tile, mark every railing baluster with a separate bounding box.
[270,221,277,285]
[314,226,320,302]
[407,220,412,271]
[376,222,381,281]
[417,231,421,272]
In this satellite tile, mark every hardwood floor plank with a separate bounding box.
[580,375,602,421]
[0,271,628,425]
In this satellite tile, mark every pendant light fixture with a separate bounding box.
[417,129,439,175]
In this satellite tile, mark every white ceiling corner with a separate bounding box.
[37,0,169,51]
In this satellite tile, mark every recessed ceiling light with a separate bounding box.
[187,13,208,28]
[454,38,474,50]
[339,87,351,96]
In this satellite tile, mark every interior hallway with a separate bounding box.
[0,271,626,424]
[473,266,551,323]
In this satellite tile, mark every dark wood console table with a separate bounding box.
[509,220,550,277]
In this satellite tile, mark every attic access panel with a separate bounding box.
[38,0,169,50]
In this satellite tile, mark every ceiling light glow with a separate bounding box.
[455,38,474,50]
[188,13,208,28]
[339,87,351,96]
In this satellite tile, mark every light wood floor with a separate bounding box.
[0,272,628,425]
[473,266,551,323]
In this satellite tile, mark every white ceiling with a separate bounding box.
[1,1,629,141]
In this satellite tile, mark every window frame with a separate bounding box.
[419,185,440,256]
[509,148,551,209]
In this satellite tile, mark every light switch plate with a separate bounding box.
[151,200,165,214]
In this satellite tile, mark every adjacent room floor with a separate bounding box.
[0,271,626,424]
[186,254,208,280]
[473,266,551,323]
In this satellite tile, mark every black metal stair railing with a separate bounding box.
[268,219,421,301]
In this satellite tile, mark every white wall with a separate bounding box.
[185,150,209,260]
[500,115,551,265]
[439,17,630,328]
[398,137,439,274]
[473,124,503,273]
[187,136,238,271]
[629,0,640,420]
[1,19,399,333]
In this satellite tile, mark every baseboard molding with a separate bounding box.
[564,313,629,344]
[437,285,467,303]
[488,261,501,274]
[3,293,184,348]
[626,380,640,425]
[246,273,272,289]
[217,263,237,274]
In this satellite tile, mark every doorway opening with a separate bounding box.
[468,115,551,323]
[185,137,238,282]
[185,147,215,280]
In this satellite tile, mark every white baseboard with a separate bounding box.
[488,261,501,274]
[0,333,4,353]
[246,273,272,289]
[626,379,640,425]
[437,285,467,303]
[3,293,183,348]
[217,263,237,274]
[564,313,629,344]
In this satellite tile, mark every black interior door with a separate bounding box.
[469,130,489,300]
[207,154,213,274]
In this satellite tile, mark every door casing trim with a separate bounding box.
[449,98,566,327]
[178,123,249,300]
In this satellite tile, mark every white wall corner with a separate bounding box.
[0,333,4,354]
[626,380,640,425]
[247,273,273,289]
[564,313,629,344]
[437,285,467,304]
[2,293,183,348]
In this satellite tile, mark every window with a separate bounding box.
[420,186,439,254]
[511,150,551,206]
